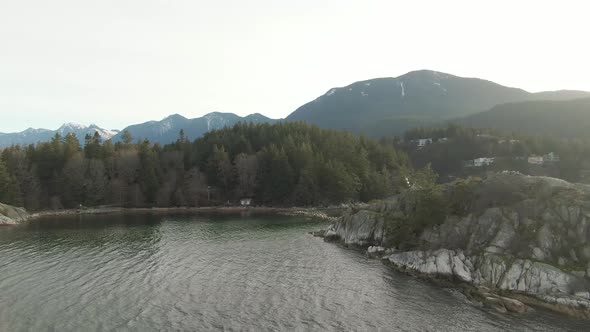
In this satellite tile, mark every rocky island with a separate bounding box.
[321,172,590,318]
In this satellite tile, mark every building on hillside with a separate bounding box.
[464,157,495,167]
[438,137,449,143]
[476,134,499,140]
[528,155,545,165]
[416,138,433,149]
[240,198,252,206]
[543,152,560,163]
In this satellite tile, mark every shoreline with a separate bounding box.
[25,206,344,222]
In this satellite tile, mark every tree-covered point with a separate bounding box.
[0,122,408,211]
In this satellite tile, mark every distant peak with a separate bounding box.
[59,122,87,130]
[401,69,452,79]
[163,114,188,121]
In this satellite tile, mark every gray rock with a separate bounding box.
[0,214,18,225]
[574,291,590,300]
[569,249,579,262]
[332,210,384,246]
[532,247,545,260]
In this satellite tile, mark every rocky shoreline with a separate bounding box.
[317,173,590,319]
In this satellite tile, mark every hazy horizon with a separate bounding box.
[1,0,589,132]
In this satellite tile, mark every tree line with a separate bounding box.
[0,122,408,211]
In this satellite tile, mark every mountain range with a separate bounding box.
[0,113,278,148]
[2,69,589,147]
[111,112,277,144]
[0,123,119,148]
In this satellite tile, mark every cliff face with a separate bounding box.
[326,173,590,315]
[0,202,29,225]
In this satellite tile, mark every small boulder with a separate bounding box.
[384,248,397,256]
[367,246,386,258]
[324,230,340,242]
[499,296,529,314]
[574,291,590,300]
[484,297,507,313]
[310,229,326,237]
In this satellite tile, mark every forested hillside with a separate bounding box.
[459,98,590,139]
[402,124,590,182]
[0,123,407,211]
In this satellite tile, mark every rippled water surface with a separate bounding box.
[0,213,587,331]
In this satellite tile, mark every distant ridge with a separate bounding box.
[459,97,590,139]
[112,112,278,144]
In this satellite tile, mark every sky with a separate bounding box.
[1,0,589,132]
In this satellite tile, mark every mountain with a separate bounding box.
[286,70,590,137]
[113,112,278,144]
[459,97,590,139]
[0,123,118,148]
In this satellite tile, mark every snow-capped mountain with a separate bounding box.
[0,123,119,148]
[112,112,277,144]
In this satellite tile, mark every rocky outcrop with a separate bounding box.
[324,173,590,316]
[0,202,29,225]
[326,197,399,246]
[388,249,589,298]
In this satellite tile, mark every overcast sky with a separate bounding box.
[1,0,588,132]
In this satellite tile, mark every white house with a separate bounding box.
[240,198,252,206]
[528,155,544,165]
[474,157,495,167]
